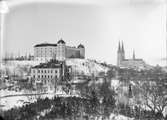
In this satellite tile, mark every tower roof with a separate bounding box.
[57,38,66,44]
[118,41,121,52]
[78,44,84,48]
[133,50,135,59]
[121,41,125,52]
[34,43,57,47]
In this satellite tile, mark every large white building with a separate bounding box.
[31,60,62,91]
[30,60,72,91]
[34,39,85,61]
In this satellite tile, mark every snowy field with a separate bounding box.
[109,113,134,120]
[0,88,77,111]
[0,95,37,110]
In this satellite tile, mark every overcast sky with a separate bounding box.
[2,0,166,66]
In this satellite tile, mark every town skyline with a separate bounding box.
[3,0,166,66]
[1,1,167,119]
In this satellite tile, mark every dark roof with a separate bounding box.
[123,59,143,61]
[78,44,84,48]
[34,43,57,47]
[57,39,65,44]
[32,60,62,68]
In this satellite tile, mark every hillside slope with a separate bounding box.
[1,59,109,76]
[66,59,109,76]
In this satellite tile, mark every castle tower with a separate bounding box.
[78,44,85,59]
[56,38,66,61]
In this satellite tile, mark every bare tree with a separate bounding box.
[140,81,167,119]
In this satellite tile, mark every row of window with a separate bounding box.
[35,55,54,57]
[35,52,55,54]
[33,69,58,73]
[33,75,58,79]
[36,52,55,54]
[36,48,56,50]
[35,51,65,54]
[36,50,56,52]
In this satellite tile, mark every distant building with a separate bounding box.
[117,41,148,69]
[31,60,62,91]
[34,39,85,61]
[30,60,72,91]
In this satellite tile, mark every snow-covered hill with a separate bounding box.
[0,59,109,76]
[66,59,109,76]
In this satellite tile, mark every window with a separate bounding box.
[38,70,40,73]
[48,75,49,78]
[55,70,57,73]
[45,70,46,73]
[45,75,46,78]
[42,75,43,78]
[41,70,43,73]
[38,75,40,78]
[48,70,49,73]
[33,75,35,78]
[51,70,52,73]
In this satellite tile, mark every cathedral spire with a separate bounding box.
[121,41,125,53]
[118,41,121,52]
[133,50,135,59]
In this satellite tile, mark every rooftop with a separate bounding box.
[124,58,143,61]
[34,43,57,47]
[32,60,62,68]
[78,44,84,48]
[57,39,66,44]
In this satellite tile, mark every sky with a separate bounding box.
[2,0,167,66]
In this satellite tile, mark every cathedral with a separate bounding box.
[117,41,148,69]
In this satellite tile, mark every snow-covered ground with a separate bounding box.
[0,87,82,111]
[66,59,109,76]
[110,79,120,90]
[109,113,134,120]
[0,59,109,111]
[0,95,37,110]
[92,113,134,120]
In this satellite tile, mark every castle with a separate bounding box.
[117,41,147,69]
[34,39,85,61]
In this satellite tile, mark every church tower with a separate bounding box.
[117,41,124,66]
[121,41,125,60]
[133,50,135,60]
